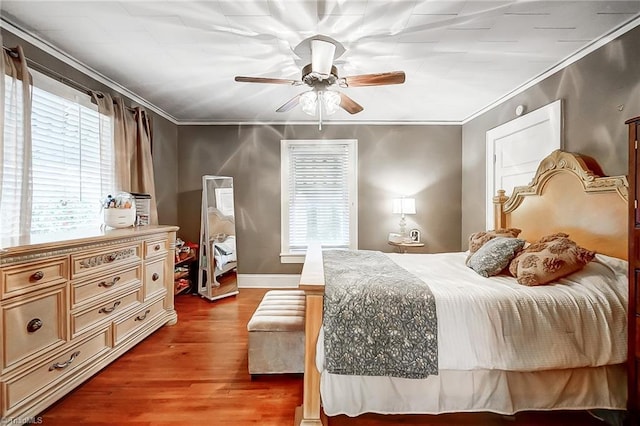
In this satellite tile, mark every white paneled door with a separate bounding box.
[485,100,562,230]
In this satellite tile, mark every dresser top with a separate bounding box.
[0,225,179,256]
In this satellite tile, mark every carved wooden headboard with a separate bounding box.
[207,207,235,239]
[494,150,628,260]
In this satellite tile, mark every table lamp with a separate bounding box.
[392,197,416,239]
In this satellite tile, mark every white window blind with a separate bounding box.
[1,72,114,240]
[281,139,357,259]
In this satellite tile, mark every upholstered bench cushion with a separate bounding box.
[247,290,305,375]
[247,290,305,332]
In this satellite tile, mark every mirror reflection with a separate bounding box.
[197,175,238,301]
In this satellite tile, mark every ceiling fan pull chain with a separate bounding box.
[318,91,323,131]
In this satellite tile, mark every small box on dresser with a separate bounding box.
[0,225,178,422]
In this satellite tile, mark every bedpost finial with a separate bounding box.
[493,189,508,203]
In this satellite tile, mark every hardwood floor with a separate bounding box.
[38,288,607,426]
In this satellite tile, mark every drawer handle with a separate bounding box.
[31,271,44,281]
[135,309,151,321]
[99,276,121,288]
[49,351,81,371]
[99,300,121,314]
[152,273,160,281]
[27,318,43,333]
[154,244,161,251]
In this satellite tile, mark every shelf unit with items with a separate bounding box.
[174,242,197,295]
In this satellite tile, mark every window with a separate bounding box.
[281,139,357,263]
[1,70,114,240]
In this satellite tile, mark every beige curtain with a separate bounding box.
[89,91,115,202]
[1,43,33,239]
[92,93,158,225]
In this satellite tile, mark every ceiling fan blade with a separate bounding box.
[235,76,301,85]
[339,93,364,114]
[341,71,406,87]
[276,94,302,112]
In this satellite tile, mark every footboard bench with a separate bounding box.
[247,290,305,375]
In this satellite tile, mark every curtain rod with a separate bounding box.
[4,45,91,94]
[3,46,18,58]
[3,45,136,113]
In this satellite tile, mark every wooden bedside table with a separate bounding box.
[388,241,425,253]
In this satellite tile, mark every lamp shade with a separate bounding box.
[311,39,336,75]
[392,198,416,215]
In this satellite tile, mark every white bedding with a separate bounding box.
[317,252,628,416]
[320,364,627,416]
[213,236,236,271]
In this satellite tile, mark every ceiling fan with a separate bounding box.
[234,35,405,129]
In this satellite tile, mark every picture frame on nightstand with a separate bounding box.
[410,229,420,243]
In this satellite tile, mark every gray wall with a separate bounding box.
[461,24,640,248]
[2,29,180,227]
[177,124,462,274]
[152,117,179,226]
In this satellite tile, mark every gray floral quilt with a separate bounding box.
[322,249,438,379]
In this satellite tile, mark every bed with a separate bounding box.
[294,150,629,425]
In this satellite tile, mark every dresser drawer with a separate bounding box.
[2,285,67,371]
[71,288,142,337]
[71,243,142,280]
[4,327,110,414]
[1,257,67,298]
[113,298,165,346]
[144,259,166,299]
[145,238,169,259]
[72,265,142,308]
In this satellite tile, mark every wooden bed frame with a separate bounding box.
[294,150,629,426]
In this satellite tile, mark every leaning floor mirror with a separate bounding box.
[197,175,239,301]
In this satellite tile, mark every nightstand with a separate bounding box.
[388,241,425,253]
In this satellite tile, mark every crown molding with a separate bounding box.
[462,13,640,124]
[4,11,639,128]
[1,17,179,124]
[177,119,461,126]
[3,17,453,127]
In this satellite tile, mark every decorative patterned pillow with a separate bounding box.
[508,233,595,286]
[468,228,522,254]
[466,237,526,277]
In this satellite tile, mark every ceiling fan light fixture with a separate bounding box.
[300,91,317,116]
[299,91,341,117]
[321,91,341,116]
[311,39,336,75]
[235,35,404,125]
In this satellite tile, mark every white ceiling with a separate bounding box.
[2,1,640,124]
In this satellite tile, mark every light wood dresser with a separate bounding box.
[0,225,179,422]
